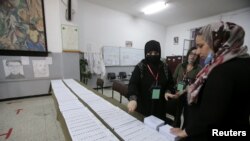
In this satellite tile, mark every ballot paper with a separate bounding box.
[59,100,85,112]
[62,108,119,141]
[64,79,93,93]
[144,115,165,131]
[51,80,78,102]
[51,80,64,88]
[115,122,167,141]
[159,124,179,141]
[104,113,137,129]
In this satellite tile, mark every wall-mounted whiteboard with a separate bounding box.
[120,48,144,66]
[103,46,143,66]
[103,46,120,66]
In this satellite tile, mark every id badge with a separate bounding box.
[177,81,185,93]
[152,87,161,99]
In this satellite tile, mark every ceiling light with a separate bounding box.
[142,1,168,15]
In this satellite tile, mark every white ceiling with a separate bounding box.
[84,0,250,26]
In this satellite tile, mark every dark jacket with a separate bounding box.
[173,63,202,86]
[128,59,174,121]
[173,62,202,127]
[184,58,250,141]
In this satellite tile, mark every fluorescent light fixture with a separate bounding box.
[142,1,168,15]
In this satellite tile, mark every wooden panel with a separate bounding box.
[166,56,183,74]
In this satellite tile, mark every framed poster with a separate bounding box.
[0,0,48,56]
[174,37,179,45]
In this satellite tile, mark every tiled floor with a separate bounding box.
[0,88,128,141]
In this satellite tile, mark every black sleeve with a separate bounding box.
[185,67,233,136]
[166,66,176,93]
[127,65,141,101]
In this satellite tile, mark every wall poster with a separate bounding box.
[0,0,48,56]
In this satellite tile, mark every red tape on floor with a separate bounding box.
[16,109,23,115]
[0,128,13,139]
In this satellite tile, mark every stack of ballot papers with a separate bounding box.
[159,124,179,141]
[114,120,167,141]
[51,80,119,141]
[144,115,165,131]
[63,79,169,141]
[62,108,119,141]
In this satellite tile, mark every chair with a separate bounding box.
[107,72,116,80]
[119,83,128,103]
[118,72,127,80]
[96,78,104,94]
[112,80,128,103]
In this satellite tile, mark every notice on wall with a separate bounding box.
[32,60,49,78]
[45,57,52,65]
[61,24,79,51]
[3,59,25,79]
[21,56,30,65]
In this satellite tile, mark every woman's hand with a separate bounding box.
[127,100,137,112]
[165,92,179,100]
[170,128,188,138]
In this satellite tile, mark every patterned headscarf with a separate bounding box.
[187,21,249,104]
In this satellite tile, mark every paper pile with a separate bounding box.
[144,115,165,131]
[159,124,179,141]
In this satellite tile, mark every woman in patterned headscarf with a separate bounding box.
[170,21,250,141]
